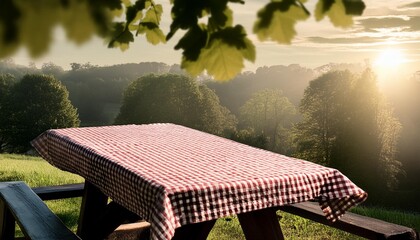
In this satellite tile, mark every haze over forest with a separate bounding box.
[1,59,419,212]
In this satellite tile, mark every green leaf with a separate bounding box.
[134,0,147,10]
[145,0,152,9]
[207,0,229,28]
[62,1,97,44]
[17,1,61,57]
[342,0,365,15]
[211,25,247,49]
[122,0,132,7]
[126,6,138,23]
[128,24,139,32]
[254,1,294,29]
[169,0,204,32]
[325,0,354,27]
[315,0,335,20]
[119,42,130,51]
[174,24,208,61]
[315,0,363,27]
[228,0,245,3]
[138,24,166,45]
[201,39,244,80]
[154,4,163,16]
[0,0,20,44]
[254,4,309,44]
[223,7,234,27]
[108,23,134,50]
[179,25,255,80]
[182,39,245,81]
[209,25,256,61]
[0,39,18,59]
[92,0,122,10]
[242,38,256,62]
[209,6,234,30]
[143,7,161,24]
[181,57,206,77]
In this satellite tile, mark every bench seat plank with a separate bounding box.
[0,181,80,240]
[278,201,418,240]
[32,183,84,201]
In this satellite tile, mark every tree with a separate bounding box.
[70,62,97,71]
[41,62,65,76]
[206,64,315,116]
[0,74,16,151]
[0,0,365,80]
[59,62,174,125]
[197,85,237,135]
[294,70,353,165]
[0,74,80,153]
[295,69,401,195]
[239,89,296,153]
[115,73,236,135]
[0,74,15,104]
[70,63,82,71]
[331,70,402,193]
[64,77,112,126]
[229,129,268,150]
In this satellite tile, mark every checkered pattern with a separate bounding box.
[31,124,367,240]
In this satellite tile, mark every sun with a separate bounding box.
[374,48,406,68]
[373,48,408,87]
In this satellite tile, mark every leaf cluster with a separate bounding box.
[108,0,166,50]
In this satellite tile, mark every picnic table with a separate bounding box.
[31,123,367,240]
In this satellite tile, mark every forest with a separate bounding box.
[0,59,419,212]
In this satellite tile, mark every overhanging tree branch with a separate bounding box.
[0,0,365,80]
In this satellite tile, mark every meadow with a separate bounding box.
[1,154,419,239]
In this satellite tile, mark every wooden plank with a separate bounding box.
[278,201,418,240]
[106,221,151,240]
[32,183,84,200]
[0,181,80,240]
[238,207,284,240]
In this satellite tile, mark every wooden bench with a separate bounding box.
[278,201,419,240]
[3,182,418,240]
[0,181,80,240]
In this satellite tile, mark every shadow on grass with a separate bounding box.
[0,171,25,182]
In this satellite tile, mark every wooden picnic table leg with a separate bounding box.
[94,201,141,239]
[0,199,15,239]
[77,181,142,240]
[77,181,108,239]
[238,207,284,240]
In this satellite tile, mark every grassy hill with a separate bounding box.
[1,154,418,239]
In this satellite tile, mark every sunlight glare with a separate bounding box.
[373,48,408,88]
[374,49,406,68]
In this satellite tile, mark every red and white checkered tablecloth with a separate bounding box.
[31,124,367,240]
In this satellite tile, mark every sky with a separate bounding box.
[10,0,420,78]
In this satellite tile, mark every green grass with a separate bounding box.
[1,153,419,239]
[208,213,362,240]
[0,154,83,233]
[351,206,420,231]
[0,154,83,186]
